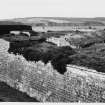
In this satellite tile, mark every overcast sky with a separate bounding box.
[0,0,105,19]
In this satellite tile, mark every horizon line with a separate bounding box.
[1,16,105,21]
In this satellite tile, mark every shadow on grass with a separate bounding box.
[0,81,39,102]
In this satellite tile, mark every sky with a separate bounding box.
[0,0,105,19]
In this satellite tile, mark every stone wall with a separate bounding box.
[0,39,105,102]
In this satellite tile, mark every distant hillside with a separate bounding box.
[0,21,24,25]
[83,21,105,26]
[2,17,105,27]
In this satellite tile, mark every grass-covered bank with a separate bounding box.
[0,81,38,102]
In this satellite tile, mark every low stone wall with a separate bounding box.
[0,39,105,102]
